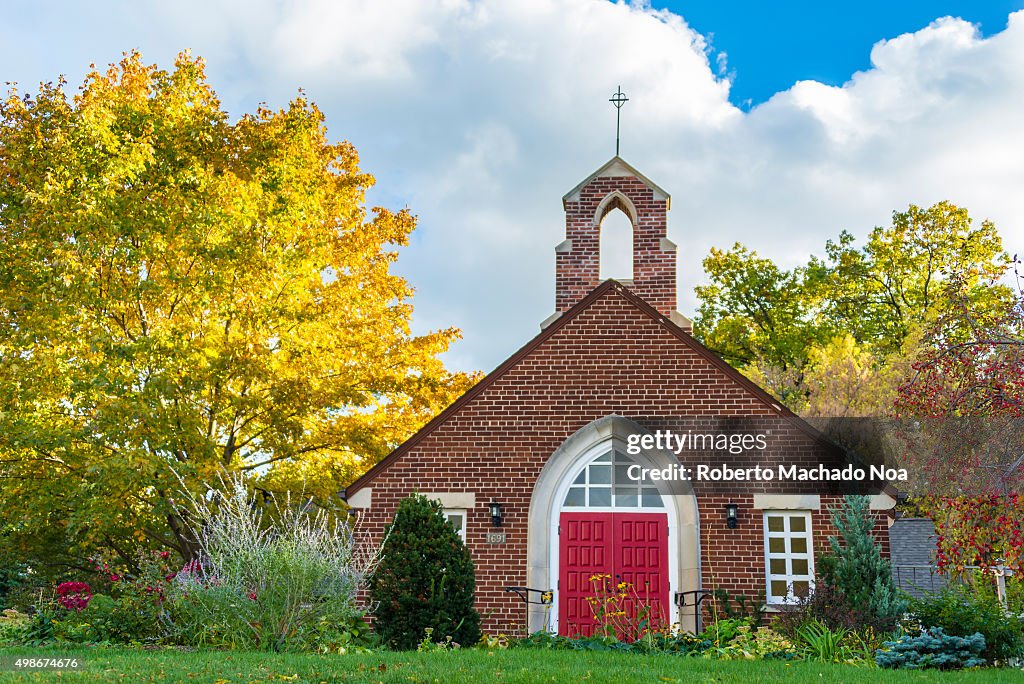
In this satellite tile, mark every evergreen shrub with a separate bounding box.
[875,627,986,669]
[820,494,906,630]
[369,494,480,650]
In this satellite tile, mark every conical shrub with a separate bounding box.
[824,494,907,629]
[369,494,481,650]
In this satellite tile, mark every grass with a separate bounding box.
[1,647,1022,683]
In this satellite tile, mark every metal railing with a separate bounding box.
[503,586,553,606]
[891,564,950,598]
[892,563,1018,608]
[674,589,714,633]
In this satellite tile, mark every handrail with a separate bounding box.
[674,589,714,633]
[504,586,554,606]
[673,589,715,607]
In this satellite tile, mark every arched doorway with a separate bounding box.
[557,447,670,637]
[526,415,700,635]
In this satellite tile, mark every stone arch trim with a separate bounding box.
[593,190,639,227]
[525,414,701,633]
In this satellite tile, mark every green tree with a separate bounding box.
[0,52,476,571]
[694,202,1013,413]
[694,244,824,372]
[817,203,1011,354]
[369,494,481,650]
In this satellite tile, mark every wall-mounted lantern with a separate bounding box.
[489,501,504,528]
[725,502,738,529]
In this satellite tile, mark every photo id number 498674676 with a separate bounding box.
[0,657,83,671]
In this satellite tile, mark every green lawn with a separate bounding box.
[0,647,1022,683]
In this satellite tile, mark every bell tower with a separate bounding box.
[552,156,690,330]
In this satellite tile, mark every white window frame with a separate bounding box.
[561,449,665,510]
[443,509,467,543]
[763,510,815,604]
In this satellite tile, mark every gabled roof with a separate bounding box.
[345,279,856,498]
[889,517,943,598]
[562,156,671,209]
[889,518,938,567]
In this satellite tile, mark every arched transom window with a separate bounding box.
[562,450,664,509]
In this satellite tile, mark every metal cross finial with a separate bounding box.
[609,86,628,157]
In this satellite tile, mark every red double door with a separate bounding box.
[558,512,669,638]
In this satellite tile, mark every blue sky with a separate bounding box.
[653,1,1024,106]
[1,1,1023,373]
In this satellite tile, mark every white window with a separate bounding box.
[443,509,467,542]
[763,511,814,604]
[562,450,663,509]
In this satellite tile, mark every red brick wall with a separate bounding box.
[349,286,890,636]
[558,176,675,316]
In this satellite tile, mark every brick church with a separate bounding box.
[345,156,894,636]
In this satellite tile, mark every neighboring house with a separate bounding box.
[889,517,946,598]
[345,157,894,636]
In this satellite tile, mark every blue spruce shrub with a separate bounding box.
[875,627,986,670]
[820,495,906,631]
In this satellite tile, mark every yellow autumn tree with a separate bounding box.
[800,334,914,418]
[0,52,476,567]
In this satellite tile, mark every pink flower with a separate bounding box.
[56,582,92,612]
[247,591,258,601]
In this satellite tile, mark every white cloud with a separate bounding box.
[1,2,1022,373]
